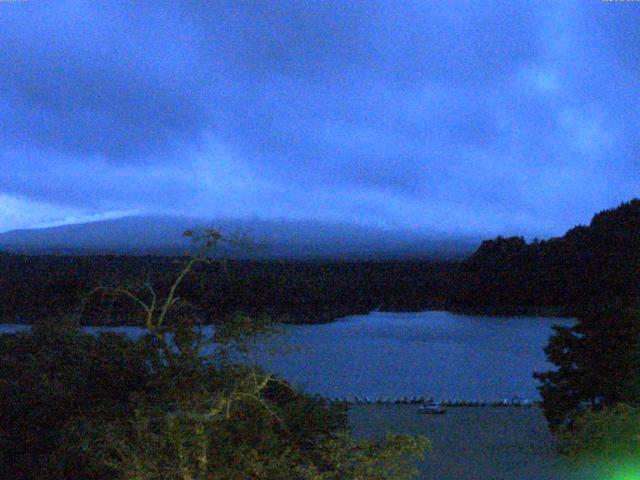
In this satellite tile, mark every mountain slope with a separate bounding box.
[0,215,479,260]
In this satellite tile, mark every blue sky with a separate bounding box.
[0,1,638,237]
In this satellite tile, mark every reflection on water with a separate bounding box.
[0,311,573,400]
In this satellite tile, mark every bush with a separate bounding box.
[557,403,640,458]
[556,403,640,479]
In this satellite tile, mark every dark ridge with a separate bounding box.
[449,198,640,315]
[1,199,639,325]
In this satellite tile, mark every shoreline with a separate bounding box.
[1,304,574,327]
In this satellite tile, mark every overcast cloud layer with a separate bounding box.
[1,1,638,236]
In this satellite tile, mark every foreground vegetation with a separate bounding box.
[0,230,428,479]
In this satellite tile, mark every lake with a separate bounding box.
[247,310,574,401]
[0,310,572,401]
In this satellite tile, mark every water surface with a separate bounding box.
[249,311,573,400]
[0,311,572,400]
[349,404,577,480]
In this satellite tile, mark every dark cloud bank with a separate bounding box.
[0,1,638,245]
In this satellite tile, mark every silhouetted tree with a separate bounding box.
[534,304,640,431]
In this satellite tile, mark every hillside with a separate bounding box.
[448,199,640,314]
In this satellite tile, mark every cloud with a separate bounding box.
[0,1,638,238]
[0,193,139,233]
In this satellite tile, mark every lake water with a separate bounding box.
[0,310,573,401]
[252,311,573,401]
[349,405,572,480]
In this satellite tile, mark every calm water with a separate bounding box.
[249,311,574,400]
[349,405,572,480]
[0,311,573,400]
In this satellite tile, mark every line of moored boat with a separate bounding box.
[329,396,537,407]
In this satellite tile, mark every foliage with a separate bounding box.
[0,228,429,480]
[534,304,640,431]
[556,403,640,458]
[554,403,640,479]
[307,432,430,480]
[0,319,149,478]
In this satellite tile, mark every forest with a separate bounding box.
[2,199,639,326]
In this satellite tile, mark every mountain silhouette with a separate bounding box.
[0,215,479,260]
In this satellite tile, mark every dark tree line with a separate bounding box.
[452,199,640,315]
[3,200,640,326]
[0,255,456,325]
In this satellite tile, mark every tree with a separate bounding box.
[534,303,640,431]
[0,228,429,479]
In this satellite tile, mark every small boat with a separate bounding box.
[418,404,446,415]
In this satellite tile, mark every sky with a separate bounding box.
[0,1,638,238]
